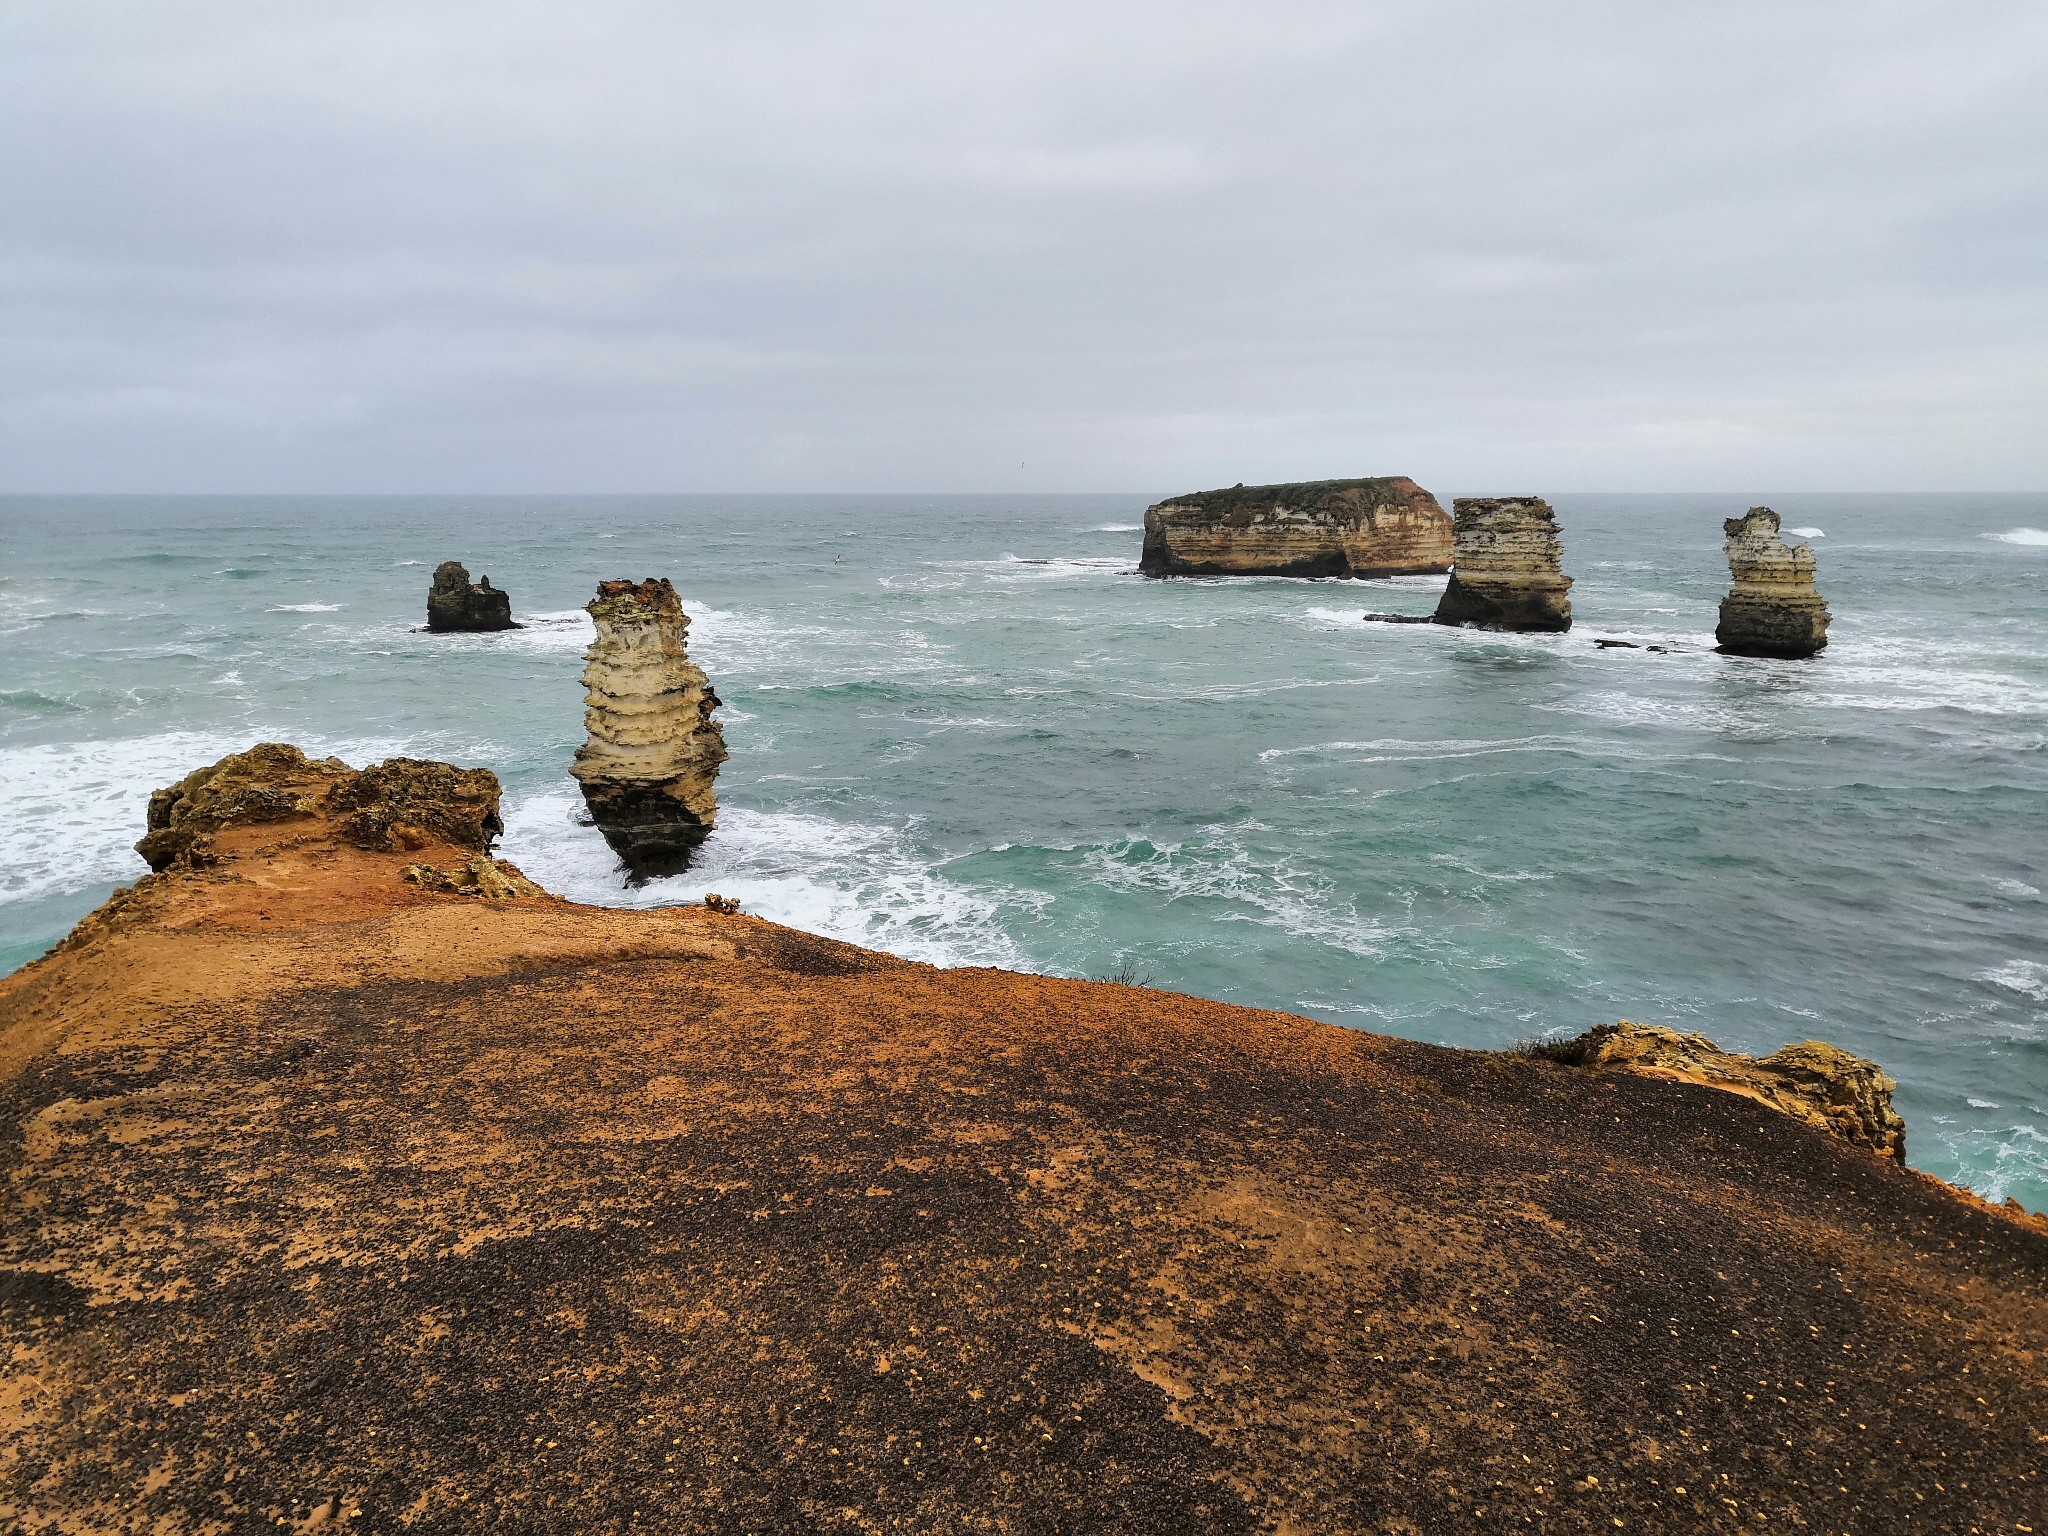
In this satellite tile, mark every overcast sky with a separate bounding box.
[3,1,2044,493]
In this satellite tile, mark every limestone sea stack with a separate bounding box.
[1430,496,1573,632]
[1139,476,1453,578]
[1716,506,1830,658]
[425,561,518,632]
[570,577,727,877]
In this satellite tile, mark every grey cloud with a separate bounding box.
[2,0,2043,491]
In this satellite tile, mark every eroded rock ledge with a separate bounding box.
[571,577,728,878]
[1139,477,1453,578]
[1431,496,1573,631]
[1533,1020,1906,1161]
[137,741,521,877]
[1716,507,1830,658]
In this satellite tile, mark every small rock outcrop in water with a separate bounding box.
[570,577,728,877]
[426,561,518,632]
[1716,507,1830,658]
[1430,496,1573,631]
[1536,1020,1906,1161]
[1139,477,1453,578]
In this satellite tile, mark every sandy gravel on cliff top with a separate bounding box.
[0,842,2043,1534]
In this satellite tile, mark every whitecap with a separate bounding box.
[1967,1098,2001,1110]
[1071,833,1404,961]
[267,602,343,613]
[498,788,1030,970]
[1980,960,2048,1003]
[0,730,418,906]
[1353,573,1452,591]
[1985,528,2048,546]
[1785,526,1825,539]
[1090,523,1143,533]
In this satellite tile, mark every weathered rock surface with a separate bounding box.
[136,742,507,872]
[1139,477,1453,578]
[571,577,727,877]
[4,750,2043,1534]
[1539,1019,1907,1161]
[425,560,518,632]
[1431,496,1573,631]
[1716,507,1830,658]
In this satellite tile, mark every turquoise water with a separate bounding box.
[3,493,2044,1207]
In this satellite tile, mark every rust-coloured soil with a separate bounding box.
[2,833,2043,1534]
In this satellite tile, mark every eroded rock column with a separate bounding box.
[1430,496,1573,632]
[570,578,727,877]
[1715,507,1829,658]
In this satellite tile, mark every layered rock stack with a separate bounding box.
[570,577,727,878]
[1430,496,1573,631]
[1715,507,1830,658]
[1139,477,1453,578]
[426,561,518,632]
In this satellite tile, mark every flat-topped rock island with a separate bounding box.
[1140,476,1454,578]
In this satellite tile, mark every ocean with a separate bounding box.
[3,493,2044,1208]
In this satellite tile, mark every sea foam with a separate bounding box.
[1986,527,2048,546]
[498,787,1027,970]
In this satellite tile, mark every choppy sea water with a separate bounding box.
[3,494,2044,1207]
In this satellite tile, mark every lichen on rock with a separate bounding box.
[1431,496,1573,631]
[1139,477,1453,578]
[570,577,728,878]
[134,742,510,874]
[426,560,518,632]
[1716,507,1830,658]
[400,856,547,899]
[1538,1020,1906,1160]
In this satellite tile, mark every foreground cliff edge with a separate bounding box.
[2,749,2042,1534]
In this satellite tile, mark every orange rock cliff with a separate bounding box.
[1,745,2042,1534]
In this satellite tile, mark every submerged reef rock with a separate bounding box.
[6,750,2044,1534]
[425,560,518,632]
[1716,507,1830,658]
[1431,496,1573,631]
[1537,1020,1906,1161]
[1139,476,1453,578]
[571,577,727,877]
[136,741,506,873]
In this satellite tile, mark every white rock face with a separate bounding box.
[570,578,727,874]
[1716,508,1830,658]
[1431,497,1573,631]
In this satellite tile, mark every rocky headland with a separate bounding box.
[570,578,728,878]
[425,560,518,632]
[2,746,2043,1534]
[1431,496,1574,631]
[1716,507,1831,658]
[1139,477,1453,578]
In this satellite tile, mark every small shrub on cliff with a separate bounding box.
[1091,958,1154,988]
[1510,1029,1595,1065]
